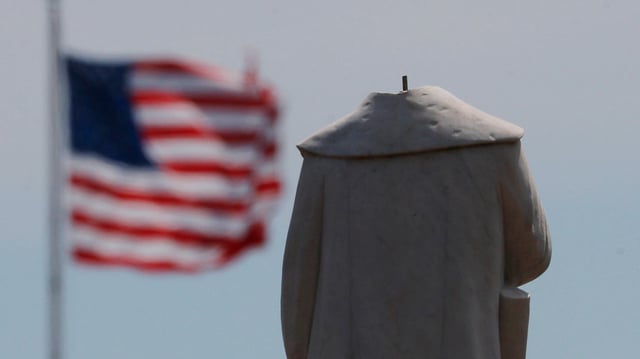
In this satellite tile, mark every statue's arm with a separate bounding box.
[281,157,324,359]
[500,142,551,287]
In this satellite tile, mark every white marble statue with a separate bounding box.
[282,86,551,359]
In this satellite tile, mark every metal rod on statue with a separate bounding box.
[46,0,64,358]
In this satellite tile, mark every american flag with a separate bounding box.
[65,57,281,272]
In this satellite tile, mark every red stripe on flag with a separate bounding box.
[141,126,259,143]
[132,91,272,109]
[72,210,244,246]
[256,179,282,194]
[73,248,201,273]
[263,142,277,157]
[73,221,266,272]
[159,162,253,177]
[257,88,279,122]
[70,174,250,214]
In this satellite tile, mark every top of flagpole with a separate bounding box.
[244,47,259,88]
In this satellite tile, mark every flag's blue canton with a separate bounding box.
[67,58,154,167]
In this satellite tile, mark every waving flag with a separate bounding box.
[66,57,280,272]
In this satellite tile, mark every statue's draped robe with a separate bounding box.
[282,87,551,359]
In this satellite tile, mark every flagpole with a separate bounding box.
[47,0,64,358]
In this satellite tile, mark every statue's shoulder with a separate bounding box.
[298,86,524,158]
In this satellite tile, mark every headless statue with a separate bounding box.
[282,86,551,359]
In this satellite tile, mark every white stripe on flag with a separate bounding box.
[144,139,258,164]
[250,196,280,218]
[134,105,267,131]
[69,189,251,237]
[254,162,279,178]
[69,155,252,199]
[131,73,247,94]
[73,227,221,266]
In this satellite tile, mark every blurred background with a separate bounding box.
[1,0,639,358]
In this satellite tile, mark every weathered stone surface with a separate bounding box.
[282,86,550,359]
[298,86,524,158]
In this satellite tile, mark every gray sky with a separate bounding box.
[1,0,639,358]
